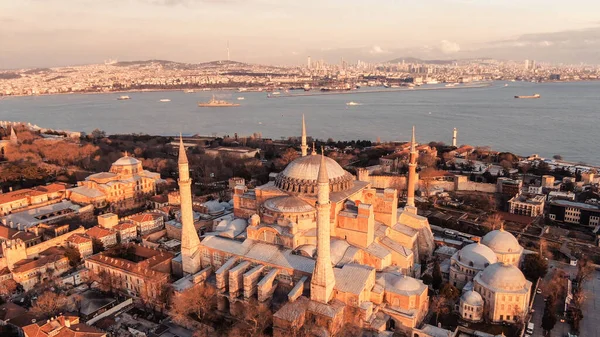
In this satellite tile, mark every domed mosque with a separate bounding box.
[178,117,437,335]
[68,152,163,208]
[451,222,531,323]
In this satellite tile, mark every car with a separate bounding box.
[536,288,542,294]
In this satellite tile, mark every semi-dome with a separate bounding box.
[461,290,484,307]
[455,243,498,269]
[476,262,528,291]
[275,155,354,195]
[481,228,523,254]
[112,155,141,166]
[263,196,315,214]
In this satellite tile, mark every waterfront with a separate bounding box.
[1,81,599,165]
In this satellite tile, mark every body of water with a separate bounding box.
[1,81,598,165]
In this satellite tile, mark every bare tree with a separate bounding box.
[170,284,217,328]
[31,291,68,316]
[431,295,448,325]
[484,213,504,231]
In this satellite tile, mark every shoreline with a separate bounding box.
[1,79,599,99]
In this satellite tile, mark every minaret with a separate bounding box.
[310,151,335,304]
[452,128,457,147]
[178,135,201,275]
[301,115,308,157]
[406,126,418,213]
[9,127,18,144]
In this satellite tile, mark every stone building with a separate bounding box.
[85,244,173,300]
[448,225,530,324]
[85,226,117,249]
[508,193,545,217]
[67,154,162,208]
[67,233,94,258]
[472,262,532,323]
[178,120,435,335]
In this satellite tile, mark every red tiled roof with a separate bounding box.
[33,183,67,194]
[0,189,45,205]
[85,226,114,239]
[129,213,161,223]
[12,254,67,274]
[68,233,92,245]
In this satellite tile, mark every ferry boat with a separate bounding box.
[237,97,245,100]
[197,95,240,107]
[346,102,361,106]
[159,99,171,102]
[514,94,541,99]
[184,89,195,93]
[117,95,130,100]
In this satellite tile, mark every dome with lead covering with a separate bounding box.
[461,290,484,307]
[275,155,354,195]
[476,262,529,292]
[455,243,498,269]
[112,156,141,166]
[481,228,523,254]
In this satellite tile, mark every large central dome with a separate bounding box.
[275,155,354,195]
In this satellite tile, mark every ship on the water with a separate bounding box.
[514,94,541,99]
[117,95,130,100]
[197,95,240,107]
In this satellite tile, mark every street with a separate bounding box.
[529,260,600,337]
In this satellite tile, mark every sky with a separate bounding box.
[1,0,600,69]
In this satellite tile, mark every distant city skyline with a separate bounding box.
[2,0,600,69]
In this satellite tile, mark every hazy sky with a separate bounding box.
[1,0,600,68]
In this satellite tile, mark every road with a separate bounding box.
[529,260,600,337]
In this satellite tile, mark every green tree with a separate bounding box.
[522,254,548,282]
[432,260,443,290]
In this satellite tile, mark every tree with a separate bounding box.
[432,260,443,291]
[418,153,437,168]
[575,256,594,287]
[553,154,563,160]
[521,254,548,282]
[422,274,433,285]
[500,159,513,172]
[0,279,18,298]
[431,295,449,325]
[484,213,503,231]
[92,237,104,254]
[91,129,106,140]
[542,295,557,335]
[170,284,217,328]
[63,246,81,267]
[30,291,68,316]
[439,283,460,302]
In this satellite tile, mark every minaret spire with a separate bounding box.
[406,126,418,212]
[178,134,188,164]
[178,132,201,275]
[311,150,335,304]
[301,115,308,157]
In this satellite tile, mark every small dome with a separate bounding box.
[263,196,315,214]
[392,275,423,292]
[461,290,484,307]
[275,155,354,195]
[482,228,523,254]
[455,243,497,269]
[477,262,528,291]
[112,156,141,166]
